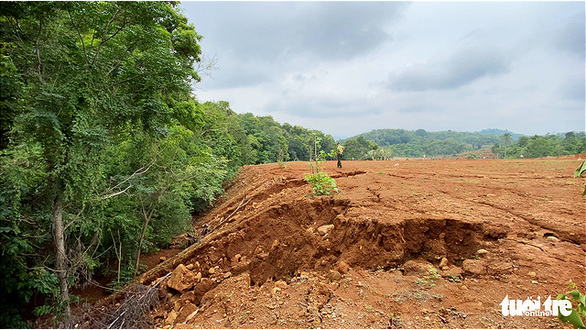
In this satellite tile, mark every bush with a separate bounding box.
[305,171,339,196]
[557,285,586,328]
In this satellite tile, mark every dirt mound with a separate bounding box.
[89,159,585,329]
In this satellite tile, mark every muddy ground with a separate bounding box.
[91,158,586,329]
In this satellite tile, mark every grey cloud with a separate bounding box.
[205,63,273,89]
[264,96,382,119]
[183,2,408,60]
[293,2,404,59]
[293,73,317,82]
[559,77,585,101]
[388,48,511,91]
[399,104,440,114]
[183,2,583,137]
[551,18,585,57]
[460,28,490,44]
[182,2,409,88]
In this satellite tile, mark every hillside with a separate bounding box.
[341,129,585,159]
[83,157,585,329]
[342,129,504,158]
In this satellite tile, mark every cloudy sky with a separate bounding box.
[180,1,584,139]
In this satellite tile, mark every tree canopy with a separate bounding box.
[0,3,337,323]
[492,132,586,159]
[343,128,585,159]
[0,1,208,325]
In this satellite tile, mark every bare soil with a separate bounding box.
[93,158,586,329]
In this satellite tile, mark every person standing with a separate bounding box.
[336,142,345,168]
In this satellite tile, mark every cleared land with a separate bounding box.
[93,158,585,328]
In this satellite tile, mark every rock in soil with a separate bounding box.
[168,264,196,292]
[403,259,435,276]
[317,224,335,235]
[462,259,487,275]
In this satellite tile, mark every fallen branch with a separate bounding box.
[99,272,171,329]
[211,196,253,232]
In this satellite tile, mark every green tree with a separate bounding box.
[237,113,289,164]
[502,133,513,158]
[348,128,502,158]
[492,143,501,158]
[343,136,379,160]
[0,1,202,321]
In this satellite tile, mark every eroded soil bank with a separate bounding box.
[86,158,586,329]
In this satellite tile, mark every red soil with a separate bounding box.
[94,158,586,328]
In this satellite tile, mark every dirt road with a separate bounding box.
[107,158,586,328]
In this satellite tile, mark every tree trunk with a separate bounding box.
[117,238,122,284]
[53,195,71,319]
[134,206,154,277]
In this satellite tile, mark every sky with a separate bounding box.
[180,1,585,139]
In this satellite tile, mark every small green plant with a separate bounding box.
[387,293,405,304]
[278,162,291,171]
[277,146,291,170]
[557,282,586,328]
[424,268,440,286]
[412,291,426,300]
[304,134,339,196]
[415,279,426,286]
[426,268,441,279]
[305,171,339,195]
[416,268,441,287]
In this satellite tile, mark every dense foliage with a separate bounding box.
[342,129,585,160]
[0,1,212,325]
[492,132,586,159]
[341,136,381,160]
[0,3,338,325]
[238,113,337,165]
[342,129,502,159]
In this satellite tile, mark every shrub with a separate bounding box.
[304,134,339,195]
[557,285,586,328]
[305,171,339,196]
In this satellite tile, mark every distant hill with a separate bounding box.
[340,128,585,159]
[341,128,506,158]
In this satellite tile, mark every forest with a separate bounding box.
[0,2,338,325]
[0,2,584,327]
[492,132,586,159]
[341,129,585,160]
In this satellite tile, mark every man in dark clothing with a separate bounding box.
[337,142,345,168]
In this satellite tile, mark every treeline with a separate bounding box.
[341,129,586,160]
[237,112,336,164]
[0,2,336,326]
[341,129,502,159]
[492,132,586,159]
